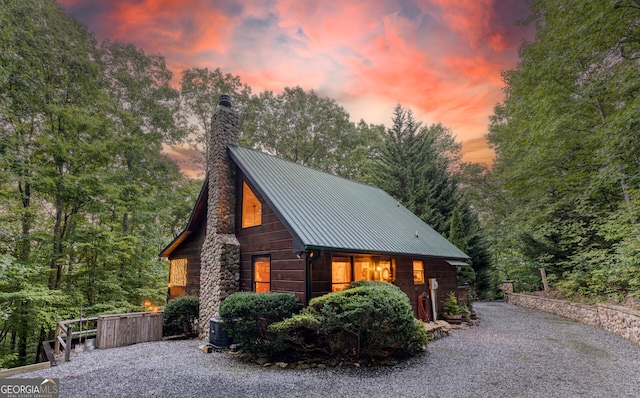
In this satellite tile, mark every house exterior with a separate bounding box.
[160,95,469,338]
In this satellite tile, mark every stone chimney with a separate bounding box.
[199,94,241,338]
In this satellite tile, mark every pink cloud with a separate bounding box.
[62,0,533,167]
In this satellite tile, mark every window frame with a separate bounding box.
[241,181,263,229]
[332,255,395,291]
[412,260,425,285]
[331,256,353,292]
[252,254,271,292]
[169,258,187,287]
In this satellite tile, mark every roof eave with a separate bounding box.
[302,244,469,261]
[158,177,208,258]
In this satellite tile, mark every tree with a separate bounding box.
[242,87,382,181]
[486,0,640,298]
[0,0,195,366]
[373,105,493,296]
[180,67,251,174]
[373,105,459,233]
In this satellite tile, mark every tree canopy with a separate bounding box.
[0,0,195,367]
[485,0,640,298]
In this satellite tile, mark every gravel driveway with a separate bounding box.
[14,301,640,397]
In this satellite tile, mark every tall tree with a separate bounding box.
[0,0,195,366]
[486,0,640,298]
[180,67,251,174]
[242,87,382,180]
[373,105,493,296]
[373,105,458,233]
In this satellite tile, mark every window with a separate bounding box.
[331,257,352,292]
[242,182,262,228]
[169,258,187,287]
[413,260,425,284]
[332,255,395,291]
[253,256,271,292]
[354,257,371,282]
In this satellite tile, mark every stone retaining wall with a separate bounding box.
[504,290,640,345]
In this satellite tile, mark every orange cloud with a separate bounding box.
[62,0,534,170]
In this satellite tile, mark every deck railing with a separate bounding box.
[53,311,163,362]
[54,316,98,357]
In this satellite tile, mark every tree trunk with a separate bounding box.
[50,196,64,290]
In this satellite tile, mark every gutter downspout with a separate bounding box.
[305,250,323,305]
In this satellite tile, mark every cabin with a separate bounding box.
[160,95,469,338]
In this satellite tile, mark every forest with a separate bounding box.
[1,0,638,367]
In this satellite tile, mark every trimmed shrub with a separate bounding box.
[163,296,199,337]
[271,281,428,362]
[219,292,300,358]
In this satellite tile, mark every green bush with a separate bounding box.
[443,292,463,315]
[163,296,199,337]
[219,292,300,358]
[272,281,428,361]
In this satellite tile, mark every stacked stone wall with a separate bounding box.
[199,100,241,339]
[505,292,640,345]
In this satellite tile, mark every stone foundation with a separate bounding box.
[504,291,640,346]
[199,234,240,339]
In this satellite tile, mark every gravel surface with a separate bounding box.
[14,301,640,397]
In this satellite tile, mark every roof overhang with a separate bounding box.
[445,260,470,266]
[158,178,208,258]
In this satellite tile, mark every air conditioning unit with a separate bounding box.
[209,317,231,348]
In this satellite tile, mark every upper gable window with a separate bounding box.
[242,181,262,228]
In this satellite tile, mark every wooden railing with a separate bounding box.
[53,311,163,362]
[54,316,98,360]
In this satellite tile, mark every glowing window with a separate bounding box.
[378,260,393,283]
[253,256,271,292]
[169,258,187,287]
[331,257,352,292]
[354,257,372,282]
[413,260,425,284]
[242,182,262,228]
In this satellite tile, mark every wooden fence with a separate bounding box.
[96,311,163,349]
[55,316,98,356]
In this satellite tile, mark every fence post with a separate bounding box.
[54,316,62,354]
[65,326,73,362]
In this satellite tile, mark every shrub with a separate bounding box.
[219,292,300,358]
[163,296,199,337]
[296,281,428,360]
[443,292,462,315]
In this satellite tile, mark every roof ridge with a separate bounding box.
[231,145,384,191]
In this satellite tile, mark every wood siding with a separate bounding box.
[394,257,457,316]
[167,218,205,300]
[236,171,306,302]
[317,253,457,317]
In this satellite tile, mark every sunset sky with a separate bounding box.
[60,0,535,166]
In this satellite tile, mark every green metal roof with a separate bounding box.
[228,146,469,260]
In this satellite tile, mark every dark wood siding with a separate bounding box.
[236,170,306,302]
[318,253,457,317]
[167,218,205,300]
[310,254,331,299]
[395,257,457,316]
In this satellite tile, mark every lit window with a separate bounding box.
[378,260,393,282]
[331,257,352,292]
[253,256,271,292]
[169,258,187,287]
[354,257,371,281]
[333,256,395,290]
[413,260,425,284]
[242,182,262,228]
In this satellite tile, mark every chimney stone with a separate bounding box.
[198,96,241,339]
